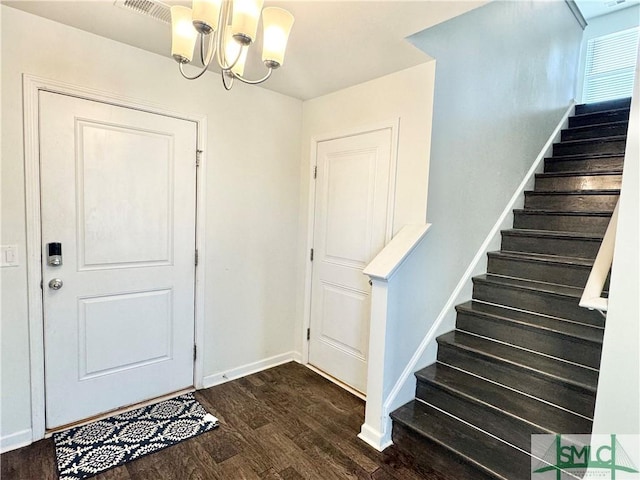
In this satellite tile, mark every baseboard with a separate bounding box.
[201,351,297,389]
[291,351,303,364]
[381,101,576,418]
[358,423,393,452]
[1,429,33,454]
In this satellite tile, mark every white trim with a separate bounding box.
[381,101,576,419]
[0,429,33,454]
[202,352,297,388]
[357,423,393,452]
[22,74,208,443]
[301,119,400,366]
[364,223,431,281]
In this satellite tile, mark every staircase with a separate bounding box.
[391,97,631,480]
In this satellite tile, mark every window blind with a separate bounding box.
[583,26,639,104]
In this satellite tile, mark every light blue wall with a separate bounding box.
[387,0,583,413]
[576,5,640,102]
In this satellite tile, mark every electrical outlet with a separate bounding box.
[1,245,19,267]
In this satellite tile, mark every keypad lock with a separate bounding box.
[47,242,62,266]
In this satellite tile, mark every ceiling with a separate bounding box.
[2,0,488,99]
[574,0,640,19]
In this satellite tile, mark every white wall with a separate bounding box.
[1,5,302,446]
[592,69,640,435]
[294,62,436,356]
[395,0,583,393]
[576,5,640,102]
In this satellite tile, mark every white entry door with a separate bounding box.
[40,92,198,429]
[308,128,393,394]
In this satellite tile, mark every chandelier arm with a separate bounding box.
[233,68,274,85]
[215,0,232,69]
[178,61,211,81]
[222,71,235,91]
[199,31,217,67]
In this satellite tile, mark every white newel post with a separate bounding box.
[357,224,431,451]
[358,277,393,450]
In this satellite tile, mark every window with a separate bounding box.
[583,26,639,104]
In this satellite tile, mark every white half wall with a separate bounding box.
[1,5,302,448]
[592,69,640,435]
[389,0,584,404]
[294,62,436,358]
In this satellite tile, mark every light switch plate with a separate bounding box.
[1,245,19,267]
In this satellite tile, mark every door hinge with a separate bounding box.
[193,344,197,361]
[195,249,199,266]
[307,328,310,341]
[196,150,203,167]
[310,248,314,261]
[313,165,317,179]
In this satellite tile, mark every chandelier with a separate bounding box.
[170,0,294,90]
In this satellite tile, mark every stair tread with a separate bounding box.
[572,107,630,118]
[437,331,598,392]
[456,300,604,344]
[502,229,603,240]
[555,135,626,145]
[473,274,586,299]
[415,363,592,433]
[535,170,622,178]
[486,250,594,267]
[513,208,613,217]
[564,120,628,130]
[392,400,532,480]
[525,189,620,195]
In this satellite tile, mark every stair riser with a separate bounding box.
[456,312,602,368]
[501,233,601,259]
[436,344,597,418]
[524,193,618,212]
[391,423,499,480]
[569,110,630,128]
[472,282,604,326]
[544,156,624,173]
[487,255,594,289]
[513,212,610,235]
[575,99,631,115]
[553,139,626,156]
[561,123,628,141]
[534,174,622,191]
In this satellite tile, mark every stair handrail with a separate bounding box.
[579,199,620,314]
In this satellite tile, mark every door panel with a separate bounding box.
[40,92,197,429]
[309,128,393,393]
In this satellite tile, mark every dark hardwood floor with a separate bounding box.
[1,362,465,480]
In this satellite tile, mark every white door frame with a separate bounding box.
[301,120,400,379]
[23,74,208,441]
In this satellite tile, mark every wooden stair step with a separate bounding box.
[553,136,626,156]
[436,331,599,394]
[415,364,593,437]
[501,228,603,259]
[455,300,603,367]
[486,249,607,288]
[524,190,619,212]
[544,153,624,173]
[561,121,628,142]
[472,273,605,326]
[392,400,532,480]
[534,170,622,191]
[513,209,612,235]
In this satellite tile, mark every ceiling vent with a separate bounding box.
[114,0,171,24]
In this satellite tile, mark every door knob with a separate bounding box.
[48,278,63,290]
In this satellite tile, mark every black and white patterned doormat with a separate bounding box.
[53,393,219,480]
